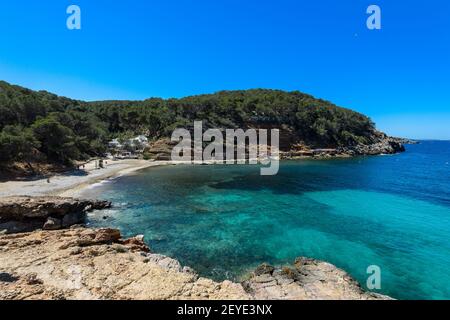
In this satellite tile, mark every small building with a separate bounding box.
[108,135,149,155]
[116,151,138,159]
[108,139,123,149]
[125,136,149,152]
[135,135,149,145]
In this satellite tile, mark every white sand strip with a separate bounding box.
[0,160,172,198]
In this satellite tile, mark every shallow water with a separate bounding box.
[84,141,450,300]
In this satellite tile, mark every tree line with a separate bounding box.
[0,80,377,166]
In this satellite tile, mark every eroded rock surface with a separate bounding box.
[145,131,407,163]
[0,196,111,234]
[243,259,391,300]
[341,135,406,156]
[0,228,391,300]
[0,228,248,300]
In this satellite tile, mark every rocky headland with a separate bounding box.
[284,133,407,159]
[144,131,410,162]
[0,196,392,300]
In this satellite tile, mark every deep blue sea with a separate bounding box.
[85,141,450,300]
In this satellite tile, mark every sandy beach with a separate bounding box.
[0,159,172,198]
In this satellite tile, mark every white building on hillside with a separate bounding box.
[108,135,149,154]
[108,138,123,149]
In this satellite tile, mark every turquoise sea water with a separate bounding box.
[85,141,450,300]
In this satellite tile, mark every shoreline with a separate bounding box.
[59,160,174,198]
[0,150,405,199]
[0,227,390,300]
[0,159,173,199]
[0,159,396,300]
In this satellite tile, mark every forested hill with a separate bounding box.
[0,80,381,166]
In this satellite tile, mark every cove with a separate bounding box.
[84,141,450,300]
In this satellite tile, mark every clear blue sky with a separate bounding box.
[0,0,449,139]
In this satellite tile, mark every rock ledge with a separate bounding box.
[0,196,111,234]
[243,259,392,300]
[0,228,391,300]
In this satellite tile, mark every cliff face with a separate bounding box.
[340,131,406,156]
[144,131,406,162]
[0,227,391,300]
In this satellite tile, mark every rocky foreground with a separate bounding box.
[0,196,391,300]
[0,227,390,300]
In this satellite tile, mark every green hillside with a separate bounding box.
[0,80,378,166]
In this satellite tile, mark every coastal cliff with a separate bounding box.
[0,196,391,300]
[143,131,407,162]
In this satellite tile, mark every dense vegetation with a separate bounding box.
[0,80,377,167]
[0,81,108,165]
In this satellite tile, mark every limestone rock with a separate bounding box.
[0,227,393,300]
[254,263,275,276]
[0,228,249,300]
[0,196,112,234]
[242,260,393,300]
[122,235,150,253]
[283,131,407,159]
